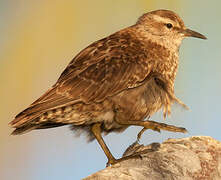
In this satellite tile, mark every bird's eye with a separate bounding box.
[166,23,173,29]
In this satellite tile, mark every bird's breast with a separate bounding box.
[112,77,167,124]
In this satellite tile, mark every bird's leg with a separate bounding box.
[116,120,187,141]
[91,123,142,167]
[91,123,116,165]
[137,127,148,142]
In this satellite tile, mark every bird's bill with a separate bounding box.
[182,28,207,39]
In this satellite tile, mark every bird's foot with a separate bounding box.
[137,128,149,142]
[106,153,142,167]
[136,120,187,141]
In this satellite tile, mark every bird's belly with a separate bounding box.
[111,78,165,126]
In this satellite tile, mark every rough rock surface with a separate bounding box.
[84,136,221,180]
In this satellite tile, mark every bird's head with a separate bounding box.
[136,10,207,49]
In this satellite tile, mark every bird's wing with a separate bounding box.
[11,30,152,126]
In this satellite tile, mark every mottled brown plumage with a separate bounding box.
[10,10,206,166]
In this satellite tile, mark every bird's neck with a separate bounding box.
[131,25,182,53]
[128,26,180,89]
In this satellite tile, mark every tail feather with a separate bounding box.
[36,122,67,129]
[11,124,40,135]
[11,121,67,135]
[10,112,42,128]
[10,102,79,135]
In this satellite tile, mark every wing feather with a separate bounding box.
[11,29,152,127]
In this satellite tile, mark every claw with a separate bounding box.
[106,154,143,167]
[136,121,186,142]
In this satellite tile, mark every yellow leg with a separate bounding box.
[117,120,187,133]
[91,123,142,166]
[137,127,148,142]
[115,120,187,141]
[91,123,116,165]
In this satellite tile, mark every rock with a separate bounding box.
[84,136,221,180]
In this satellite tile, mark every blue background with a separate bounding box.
[1,1,220,179]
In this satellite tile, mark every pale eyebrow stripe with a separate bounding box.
[152,15,174,24]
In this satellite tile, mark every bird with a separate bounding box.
[10,9,206,166]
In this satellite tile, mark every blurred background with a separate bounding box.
[1,0,220,179]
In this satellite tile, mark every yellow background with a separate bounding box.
[1,1,220,179]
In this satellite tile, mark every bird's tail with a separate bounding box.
[10,107,67,135]
[11,123,40,135]
[11,121,67,135]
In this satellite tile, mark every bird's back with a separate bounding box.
[10,24,182,136]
